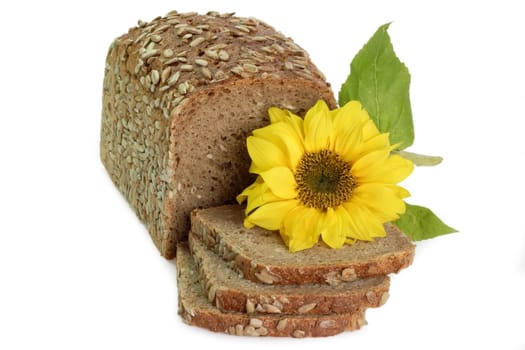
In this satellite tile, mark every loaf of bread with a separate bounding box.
[188,233,390,314]
[176,242,367,337]
[100,11,335,258]
[191,205,416,285]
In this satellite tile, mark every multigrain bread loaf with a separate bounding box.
[188,233,390,315]
[176,242,367,337]
[100,11,336,259]
[191,205,416,285]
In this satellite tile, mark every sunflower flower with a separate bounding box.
[237,100,414,252]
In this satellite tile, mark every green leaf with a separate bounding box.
[394,150,443,166]
[394,203,457,241]
[339,23,414,149]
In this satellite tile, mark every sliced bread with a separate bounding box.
[100,11,335,259]
[191,204,415,285]
[176,242,366,337]
[188,232,390,315]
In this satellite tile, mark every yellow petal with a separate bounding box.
[268,107,289,124]
[281,206,320,252]
[387,184,411,199]
[362,119,381,141]
[303,100,332,152]
[343,202,386,241]
[260,166,298,199]
[351,149,390,178]
[333,123,363,163]
[268,107,305,139]
[245,199,299,231]
[359,133,391,155]
[247,136,288,173]
[352,183,407,221]
[354,153,414,184]
[238,179,284,214]
[243,220,254,229]
[319,208,346,249]
[253,122,304,171]
[236,176,263,204]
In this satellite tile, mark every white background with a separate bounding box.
[1,1,524,349]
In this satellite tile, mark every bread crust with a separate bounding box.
[191,205,416,285]
[100,11,335,258]
[177,243,366,337]
[188,232,390,315]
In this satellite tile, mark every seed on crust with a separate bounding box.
[189,37,205,47]
[319,320,337,329]
[262,303,281,314]
[341,267,357,282]
[293,330,306,338]
[379,292,390,306]
[297,303,317,314]
[244,325,259,337]
[150,70,160,85]
[218,50,230,61]
[201,67,212,80]
[194,58,209,66]
[254,269,280,284]
[256,327,268,336]
[166,71,180,86]
[366,291,378,304]
[162,48,174,58]
[276,319,288,331]
[235,324,244,336]
[249,318,263,328]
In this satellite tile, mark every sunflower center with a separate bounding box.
[295,149,356,210]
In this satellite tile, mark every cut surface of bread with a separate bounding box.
[100,11,335,259]
[191,205,415,285]
[176,243,366,337]
[188,233,390,314]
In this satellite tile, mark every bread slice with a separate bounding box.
[188,232,390,315]
[100,11,335,259]
[176,242,366,337]
[191,205,415,285]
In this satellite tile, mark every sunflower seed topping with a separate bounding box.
[194,58,208,66]
[218,50,230,61]
[201,67,212,80]
[276,319,288,331]
[319,320,337,329]
[150,34,162,43]
[166,71,180,86]
[249,318,263,328]
[297,303,316,314]
[293,330,306,338]
[150,70,160,85]
[162,48,174,58]
[204,49,219,60]
[243,63,258,73]
[189,36,205,47]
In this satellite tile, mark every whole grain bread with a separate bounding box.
[100,11,335,259]
[191,205,416,285]
[188,233,390,314]
[176,242,366,337]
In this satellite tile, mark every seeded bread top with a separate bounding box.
[191,205,415,285]
[114,10,329,118]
